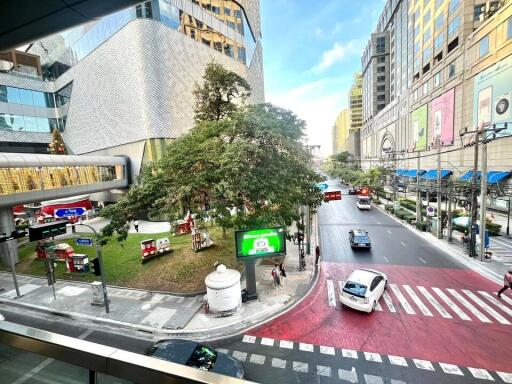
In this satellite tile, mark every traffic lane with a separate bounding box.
[249,262,512,373]
[318,195,465,269]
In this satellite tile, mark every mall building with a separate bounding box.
[0,0,264,201]
[360,0,512,181]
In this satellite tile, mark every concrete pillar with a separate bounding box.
[0,207,19,265]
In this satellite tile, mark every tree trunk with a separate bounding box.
[222,227,226,239]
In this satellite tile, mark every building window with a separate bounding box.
[448,16,460,36]
[436,0,444,8]
[414,41,420,54]
[377,94,386,101]
[474,4,485,21]
[423,9,431,25]
[479,35,489,57]
[377,56,386,63]
[376,36,386,53]
[433,71,441,87]
[423,81,429,95]
[413,89,419,102]
[508,17,512,39]
[377,75,385,82]
[377,66,385,73]
[449,0,460,14]
[423,27,432,43]
[435,13,444,30]
[377,85,385,92]
[448,61,456,78]
[423,46,431,61]
[435,34,444,49]
[414,24,420,39]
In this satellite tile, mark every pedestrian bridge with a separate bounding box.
[0,153,129,208]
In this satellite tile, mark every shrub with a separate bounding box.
[416,221,427,231]
[384,204,394,213]
[373,198,381,205]
[486,222,502,236]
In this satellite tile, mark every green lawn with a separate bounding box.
[1,226,243,293]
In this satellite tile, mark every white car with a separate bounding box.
[356,197,371,210]
[339,269,387,313]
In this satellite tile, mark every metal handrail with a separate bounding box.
[0,320,254,384]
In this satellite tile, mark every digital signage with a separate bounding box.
[235,227,287,259]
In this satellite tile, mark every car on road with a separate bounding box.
[349,229,371,248]
[145,339,245,379]
[356,196,371,210]
[340,268,387,313]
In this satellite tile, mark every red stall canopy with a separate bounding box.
[41,195,93,217]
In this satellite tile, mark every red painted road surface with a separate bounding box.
[249,262,512,372]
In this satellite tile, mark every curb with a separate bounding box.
[373,203,503,285]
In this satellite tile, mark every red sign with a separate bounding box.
[324,191,342,202]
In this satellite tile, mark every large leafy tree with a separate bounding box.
[102,63,323,240]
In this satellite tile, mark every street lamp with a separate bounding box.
[71,222,110,313]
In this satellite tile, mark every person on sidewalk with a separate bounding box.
[134,220,139,233]
[315,245,321,265]
[279,263,286,287]
[271,264,281,290]
[497,267,512,298]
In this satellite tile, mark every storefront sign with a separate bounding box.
[412,105,428,151]
[431,88,455,146]
[473,55,512,133]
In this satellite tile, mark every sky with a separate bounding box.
[260,0,384,157]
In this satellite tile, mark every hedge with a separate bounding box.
[384,204,394,213]
[487,222,502,236]
[416,221,427,231]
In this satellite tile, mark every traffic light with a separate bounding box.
[29,221,68,242]
[323,191,342,201]
[91,257,102,276]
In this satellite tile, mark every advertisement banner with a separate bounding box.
[412,105,428,151]
[235,227,287,259]
[431,88,455,146]
[473,54,512,133]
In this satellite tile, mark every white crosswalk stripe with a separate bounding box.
[327,279,336,307]
[468,367,494,380]
[501,294,512,307]
[374,300,383,311]
[432,287,471,321]
[403,285,433,316]
[447,289,492,323]
[439,363,464,375]
[417,286,452,318]
[389,284,415,314]
[479,291,512,317]
[497,371,512,383]
[462,290,510,325]
[381,290,397,312]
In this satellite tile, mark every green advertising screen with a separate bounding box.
[235,227,287,259]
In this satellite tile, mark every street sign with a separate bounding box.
[324,191,342,201]
[76,237,94,246]
[55,207,86,218]
[317,183,328,191]
[426,206,435,217]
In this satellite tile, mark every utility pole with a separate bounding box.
[436,137,443,239]
[447,184,453,242]
[469,131,480,258]
[479,140,488,262]
[416,152,421,223]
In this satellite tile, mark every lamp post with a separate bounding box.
[72,222,110,313]
[0,230,27,298]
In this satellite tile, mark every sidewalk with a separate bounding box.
[0,217,319,340]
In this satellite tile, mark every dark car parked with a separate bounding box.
[349,229,371,249]
[145,339,245,379]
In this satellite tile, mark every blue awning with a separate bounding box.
[395,169,408,176]
[421,169,453,180]
[403,169,425,178]
[459,171,511,184]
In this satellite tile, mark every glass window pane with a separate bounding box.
[479,35,489,57]
[6,87,20,103]
[24,116,38,132]
[508,17,512,39]
[12,115,24,131]
[0,85,7,102]
[19,89,34,105]
[36,117,50,132]
[32,91,47,107]
[0,113,12,129]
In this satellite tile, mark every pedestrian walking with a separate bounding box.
[134,220,139,233]
[279,263,287,287]
[271,264,281,290]
[315,245,320,265]
[497,267,512,298]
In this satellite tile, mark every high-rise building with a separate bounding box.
[349,72,363,133]
[0,0,264,193]
[332,108,350,154]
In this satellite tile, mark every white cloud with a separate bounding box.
[267,79,348,157]
[311,40,361,73]
[314,27,324,37]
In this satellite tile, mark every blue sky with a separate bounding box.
[261,0,384,156]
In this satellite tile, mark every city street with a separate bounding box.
[214,179,512,383]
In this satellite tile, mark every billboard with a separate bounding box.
[235,227,286,259]
[431,88,455,146]
[473,55,512,133]
[412,105,428,151]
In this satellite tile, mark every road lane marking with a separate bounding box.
[386,230,392,235]
[381,291,397,312]
[242,335,256,343]
[418,257,427,264]
[293,361,308,373]
[400,241,407,247]
[260,337,274,346]
[364,352,382,362]
[403,285,433,316]
[364,374,384,384]
[417,286,452,318]
[271,358,286,369]
[249,354,265,365]
[279,340,294,349]
[317,365,331,377]
[462,290,510,325]
[342,349,358,359]
[377,221,382,224]
[500,294,512,307]
[338,281,345,296]
[479,291,512,316]
[388,355,408,366]
[327,280,336,307]
[390,284,415,314]
[447,289,492,323]
[497,371,512,383]
[383,256,390,262]
[374,300,383,311]
[432,288,471,321]
[413,359,435,371]
[338,367,358,383]
[468,367,494,380]
[439,363,464,375]
[299,343,314,352]
[232,351,247,361]
[319,345,335,355]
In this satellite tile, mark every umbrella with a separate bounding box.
[452,216,471,227]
